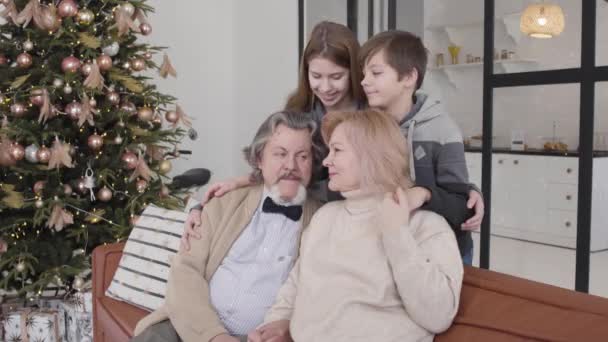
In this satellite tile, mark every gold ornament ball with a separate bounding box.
[136,179,148,193]
[130,58,146,71]
[120,101,136,114]
[120,2,135,16]
[152,115,162,127]
[64,184,73,195]
[10,103,27,117]
[16,52,33,69]
[29,89,45,106]
[139,23,152,36]
[36,146,51,163]
[97,54,112,71]
[77,9,95,26]
[159,185,170,197]
[76,178,87,193]
[10,143,25,161]
[15,262,26,273]
[137,106,154,121]
[159,160,172,174]
[35,199,44,208]
[87,134,104,151]
[121,151,138,169]
[65,101,83,120]
[33,180,46,194]
[165,110,179,124]
[58,0,79,17]
[106,91,120,105]
[61,56,81,73]
[97,187,113,202]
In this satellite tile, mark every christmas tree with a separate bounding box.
[0,0,190,299]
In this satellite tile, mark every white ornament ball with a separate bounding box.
[16,262,26,273]
[35,199,44,208]
[23,40,34,51]
[102,42,120,57]
[53,78,64,87]
[63,84,73,94]
[25,144,39,163]
[121,2,135,16]
[73,277,84,290]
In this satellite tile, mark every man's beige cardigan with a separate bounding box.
[133,185,320,342]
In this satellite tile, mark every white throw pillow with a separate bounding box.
[105,205,188,311]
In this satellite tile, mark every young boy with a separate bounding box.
[359,30,483,264]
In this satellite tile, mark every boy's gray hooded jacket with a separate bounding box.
[400,92,474,254]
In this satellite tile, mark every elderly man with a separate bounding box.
[132,111,322,342]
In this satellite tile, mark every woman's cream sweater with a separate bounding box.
[264,190,464,342]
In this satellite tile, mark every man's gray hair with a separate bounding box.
[243,110,323,184]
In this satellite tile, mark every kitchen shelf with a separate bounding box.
[429,59,538,86]
[426,12,522,44]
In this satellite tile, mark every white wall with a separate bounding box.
[145,0,298,192]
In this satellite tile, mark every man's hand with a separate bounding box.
[211,333,240,342]
[179,208,201,251]
[404,186,431,212]
[462,190,484,231]
[247,320,291,342]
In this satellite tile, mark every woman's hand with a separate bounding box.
[462,190,484,231]
[380,187,411,229]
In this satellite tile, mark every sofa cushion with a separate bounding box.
[105,205,188,311]
[436,266,608,341]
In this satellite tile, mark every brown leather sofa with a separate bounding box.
[93,242,608,341]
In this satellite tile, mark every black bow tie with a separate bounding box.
[262,197,303,221]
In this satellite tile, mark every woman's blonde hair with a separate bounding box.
[321,109,413,193]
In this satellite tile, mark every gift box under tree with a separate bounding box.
[61,291,93,342]
[1,307,65,342]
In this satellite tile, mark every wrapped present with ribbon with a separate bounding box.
[1,307,65,342]
[61,298,93,342]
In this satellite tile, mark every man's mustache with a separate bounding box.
[278,173,302,182]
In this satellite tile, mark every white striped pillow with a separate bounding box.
[105,205,188,311]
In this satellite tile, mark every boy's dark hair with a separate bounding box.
[359,30,428,90]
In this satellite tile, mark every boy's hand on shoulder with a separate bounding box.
[462,190,484,231]
[404,186,431,212]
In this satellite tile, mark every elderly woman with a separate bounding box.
[252,109,463,342]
